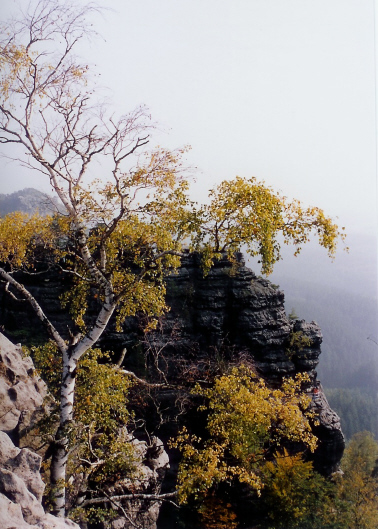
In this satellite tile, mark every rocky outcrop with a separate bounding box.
[102,253,322,380]
[0,334,47,445]
[0,333,80,529]
[164,253,322,381]
[309,383,345,475]
[0,253,345,478]
[0,333,171,529]
[103,253,344,475]
[159,253,344,474]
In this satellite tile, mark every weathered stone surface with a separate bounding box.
[101,434,170,529]
[309,383,345,475]
[0,334,80,529]
[0,431,44,502]
[0,494,37,529]
[0,333,47,443]
[0,467,45,524]
[129,253,323,386]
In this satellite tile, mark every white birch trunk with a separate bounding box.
[0,266,117,516]
[50,300,116,516]
[50,353,76,517]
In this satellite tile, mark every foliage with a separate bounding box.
[342,431,378,474]
[0,171,193,327]
[325,388,378,440]
[285,331,312,359]
[171,366,317,504]
[198,493,238,529]
[194,176,346,275]
[245,431,378,528]
[173,424,378,528]
[28,342,136,515]
[318,432,378,529]
[288,307,299,321]
[262,449,331,528]
[0,212,55,270]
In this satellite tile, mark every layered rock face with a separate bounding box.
[0,333,80,529]
[104,253,322,381]
[0,253,345,481]
[105,253,345,475]
[165,253,322,381]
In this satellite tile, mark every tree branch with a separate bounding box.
[81,491,177,508]
[119,368,168,388]
[0,267,66,353]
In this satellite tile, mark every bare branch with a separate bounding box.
[115,347,127,367]
[81,491,178,508]
[57,265,92,282]
[119,368,168,389]
[4,281,27,301]
[96,491,143,529]
[0,266,66,353]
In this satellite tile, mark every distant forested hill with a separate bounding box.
[278,278,378,440]
[272,276,378,389]
[0,188,61,216]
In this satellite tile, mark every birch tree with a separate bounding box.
[0,0,193,516]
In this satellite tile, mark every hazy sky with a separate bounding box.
[1,0,377,235]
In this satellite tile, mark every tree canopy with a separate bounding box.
[171,367,317,504]
[196,176,345,274]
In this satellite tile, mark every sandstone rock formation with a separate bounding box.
[309,382,346,475]
[0,334,47,444]
[0,333,80,529]
[107,253,344,474]
[104,252,323,385]
[0,333,171,529]
[0,252,345,527]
